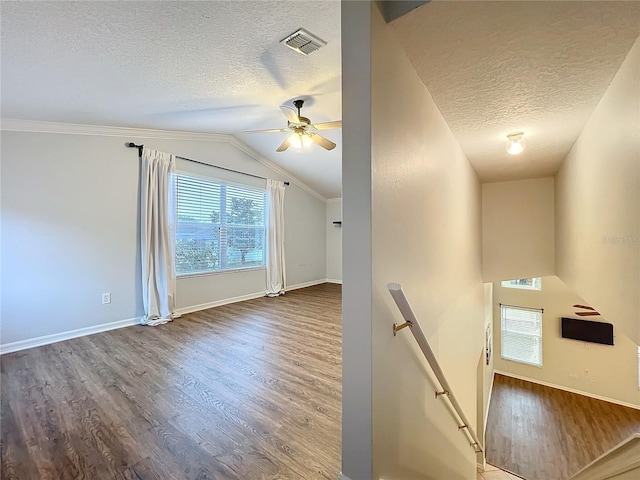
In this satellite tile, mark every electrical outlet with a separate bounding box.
[101,293,111,305]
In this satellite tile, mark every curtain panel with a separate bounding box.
[140,148,177,325]
[265,179,286,296]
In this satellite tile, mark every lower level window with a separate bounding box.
[175,174,267,275]
[501,305,543,367]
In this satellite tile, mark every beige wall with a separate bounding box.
[326,198,342,282]
[371,3,484,478]
[555,37,640,344]
[493,276,640,407]
[482,177,555,282]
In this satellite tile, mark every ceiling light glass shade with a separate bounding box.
[288,132,312,149]
[506,132,526,155]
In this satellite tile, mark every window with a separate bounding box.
[175,174,266,276]
[501,305,543,367]
[501,278,542,290]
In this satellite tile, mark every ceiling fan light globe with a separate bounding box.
[288,133,303,149]
[302,134,313,147]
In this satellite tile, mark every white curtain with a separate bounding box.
[266,179,286,296]
[140,148,177,325]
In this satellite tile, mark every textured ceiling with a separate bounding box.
[392,1,640,183]
[1,1,342,198]
[4,1,640,194]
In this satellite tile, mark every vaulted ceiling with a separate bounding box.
[1,1,342,198]
[2,1,639,196]
[392,1,640,183]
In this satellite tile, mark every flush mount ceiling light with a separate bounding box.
[506,132,526,155]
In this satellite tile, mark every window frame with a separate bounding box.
[501,277,542,291]
[500,305,543,368]
[174,172,268,278]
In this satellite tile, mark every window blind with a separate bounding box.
[501,305,543,367]
[175,175,266,275]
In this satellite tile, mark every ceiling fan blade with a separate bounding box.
[276,137,290,152]
[243,128,288,134]
[280,106,300,123]
[311,133,336,151]
[313,120,342,131]
[575,311,601,316]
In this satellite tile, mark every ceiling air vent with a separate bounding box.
[280,28,327,55]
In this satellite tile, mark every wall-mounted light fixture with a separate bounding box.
[506,132,526,155]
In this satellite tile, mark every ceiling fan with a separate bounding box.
[243,99,341,152]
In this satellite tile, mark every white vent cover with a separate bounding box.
[280,28,327,55]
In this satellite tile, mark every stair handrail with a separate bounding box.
[388,282,483,454]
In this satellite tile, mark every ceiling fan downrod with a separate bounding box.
[293,99,304,118]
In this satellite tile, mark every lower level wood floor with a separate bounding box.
[486,373,640,480]
[1,283,342,480]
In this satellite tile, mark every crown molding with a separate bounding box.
[326,197,342,204]
[0,118,229,142]
[228,135,327,203]
[1,118,327,202]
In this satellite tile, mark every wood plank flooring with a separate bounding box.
[486,373,640,480]
[1,283,342,480]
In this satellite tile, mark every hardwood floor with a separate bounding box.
[1,283,342,480]
[486,373,640,480]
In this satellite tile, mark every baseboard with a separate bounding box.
[0,317,142,355]
[285,279,329,291]
[337,474,352,480]
[174,291,266,316]
[494,370,640,411]
[326,278,343,284]
[1,280,334,355]
[176,279,330,315]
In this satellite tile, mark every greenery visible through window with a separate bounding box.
[175,174,266,275]
[501,305,543,367]
[501,277,542,290]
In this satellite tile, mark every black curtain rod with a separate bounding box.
[126,143,289,185]
[499,303,544,314]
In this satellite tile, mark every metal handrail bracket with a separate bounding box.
[387,282,483,454]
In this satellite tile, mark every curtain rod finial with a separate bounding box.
[127,142,143,157]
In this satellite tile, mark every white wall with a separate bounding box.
[555,37,640,345]
[482,177,555,282]
[341,1,373,478]
[370,3,484,478]
[0,128,327,347]
[493,276,640,407]
[326,198,342,283]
